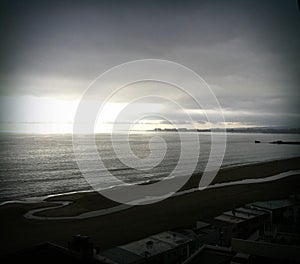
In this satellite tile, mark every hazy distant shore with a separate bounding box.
[151,127,300,134]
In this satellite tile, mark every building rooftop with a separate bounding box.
[151,231,192,247]
[215,214,245,224]
[120,236,174,258]
[100,247,143,264]
[236,206,266,216]
[196,221,211,229]
[100,229,201,262]
[232,238,300,262]
[214,204,269,225]
[251,199,295,211]
[173,229,198,240]
[223,210,256,220]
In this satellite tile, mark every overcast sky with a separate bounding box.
[0,0,299,132]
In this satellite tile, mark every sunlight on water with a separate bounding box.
[0,132,299,201]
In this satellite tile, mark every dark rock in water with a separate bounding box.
[255,140,261,143]
[269,140,300,145]
[271,140,283,144]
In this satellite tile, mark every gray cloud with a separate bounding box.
[0,0,299,128]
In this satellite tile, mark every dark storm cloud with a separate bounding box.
[0,0,299,127]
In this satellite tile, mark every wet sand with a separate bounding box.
[0,157,300,255]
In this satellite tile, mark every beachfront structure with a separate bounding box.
[183,197,300,263]
[2,197,299,264]
[231,237,300,263]
[99,223,219,264]
[99,231,191,264]
[99,199,298,263]
[251,197,300,225]
[213,205,268,246]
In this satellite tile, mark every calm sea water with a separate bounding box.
[0,132,300,202]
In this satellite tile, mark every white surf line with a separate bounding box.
[208,169,300,188]
[23,201,72,220]
[178,169,300,196]
[0,189,94,207]
[24,169,300,220]
[120,169,300,204]
[24,202,131,220]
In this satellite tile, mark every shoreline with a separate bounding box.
[1,156,300,255]
[23,168,300,220]
[1,156,300,206]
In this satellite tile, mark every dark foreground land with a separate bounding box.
[0,157,300,255]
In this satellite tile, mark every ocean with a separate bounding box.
[0,132,300,202]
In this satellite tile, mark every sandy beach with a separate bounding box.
[1,157,300,255]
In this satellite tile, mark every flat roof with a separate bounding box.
[196,221,211,229]
[236,207,265,216]
[251,199,294,210]
[173,229,198,239]
[101,229,197,261]
[231,238,300,262]
[215,214,245,224]
[223,211,256,220]
[152,231,192,246]
[120,237,174,257]
[100,247,143,264]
